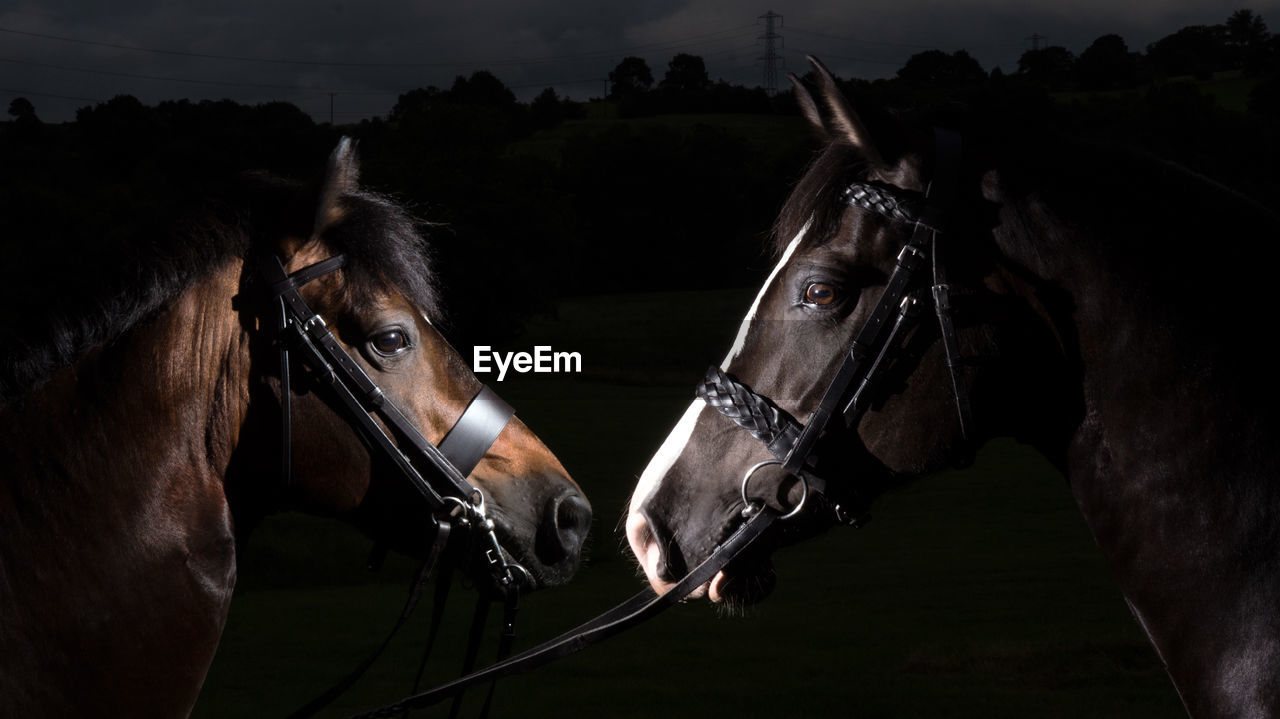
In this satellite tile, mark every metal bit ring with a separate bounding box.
[740,459,808,521]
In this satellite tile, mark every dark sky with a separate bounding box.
[2,0,1276,123]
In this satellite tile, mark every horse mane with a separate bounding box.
[0,164,442,407]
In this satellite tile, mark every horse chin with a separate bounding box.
[703,497,836,609]
[707,558,777,609]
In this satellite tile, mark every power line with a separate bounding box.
[0,86,101,103]
[499,25,758,64]
[0,24,757,70]
[507,77,608,91]
[0,56,353,93]
[787,47,907,67]
[787,25,936,50]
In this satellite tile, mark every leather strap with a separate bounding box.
[928,129,975,443]
[268,254,347,489]
[345,509,780,719]
[780,232,931,475]
[287,521,453,719]
[438,385,513,479]
[697,367,803,460]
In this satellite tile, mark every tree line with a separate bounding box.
[2,9,1277,346]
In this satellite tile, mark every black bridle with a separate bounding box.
[698,128,973,524]
[337,129,972,718]
[250,253,533,718]
[257,252,524,588]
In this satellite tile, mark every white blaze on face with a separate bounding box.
[628,398,705,518]
[720,225,806,371]
[627,224,810,596]
[626,398,706,594]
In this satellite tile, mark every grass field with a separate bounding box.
[192,289,1185,718]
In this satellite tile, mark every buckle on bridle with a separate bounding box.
[444,492,531,591]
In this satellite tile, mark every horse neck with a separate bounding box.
[5,258,253,488]
[0,258,251,716]
[992,174,1280,714]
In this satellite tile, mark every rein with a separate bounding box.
[344,509,780,719]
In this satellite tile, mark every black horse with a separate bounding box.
[0,139,590,717]
[627,58,1280,716]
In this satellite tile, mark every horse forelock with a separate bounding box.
[774,140,878,260]
[316,188,443,324]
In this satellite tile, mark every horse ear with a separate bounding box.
[315,137,360,235]
[274,137,360,264]
[789,71,830,141]
[806,56,886,169]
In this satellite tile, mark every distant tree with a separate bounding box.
[1227,9,1273,74]
[1146,25,1231,79]
[7,97,37,123]
[608,56,654,97]
[75,95,155,135]
[1227,9,1269,48]
[389,86,442,122]
[1076,34,1137,90]
[707,80,772,113]
[660,53,711,94]
[388,74,524,151]
[1017,46,1076,88]
[450,71,516,106]
[530,87,564,129]
[896,50,987,87]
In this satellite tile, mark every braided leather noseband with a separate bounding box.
[697,128,974,525]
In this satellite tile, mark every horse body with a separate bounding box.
[0,263,245,716]
[1,140,590,717]
[627,59,1280,716]
[993,162,1280,714]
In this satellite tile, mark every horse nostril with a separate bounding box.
[641,508,686,583]
[552,491,591,559]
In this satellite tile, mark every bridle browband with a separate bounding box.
[334,128,974,718]
[697,127,973,524]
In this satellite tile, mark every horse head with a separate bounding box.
[626,58,1071,607]
[236,139,591,591]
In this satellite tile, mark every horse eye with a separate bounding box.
[371,330,408,356]
[803,282,838,306]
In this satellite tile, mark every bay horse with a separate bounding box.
[0,139,591,717]
[626,58,1280,716]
